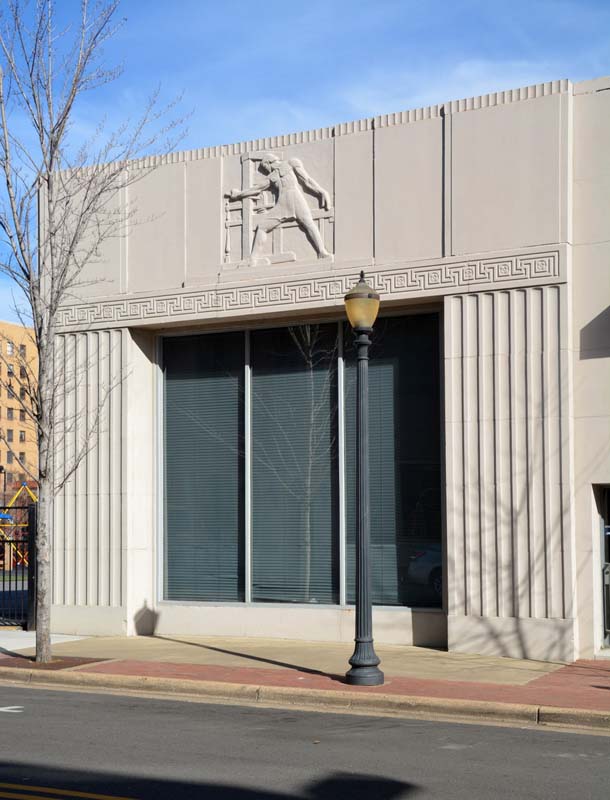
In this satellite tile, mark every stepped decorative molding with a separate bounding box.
[124,80,571,169]
[57,250,561,330]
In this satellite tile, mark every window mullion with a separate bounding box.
[338,321,346,607]
[245,329,252,603]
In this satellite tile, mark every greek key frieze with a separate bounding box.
[57,251,560,329]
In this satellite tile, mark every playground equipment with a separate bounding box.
[0,483,38,570]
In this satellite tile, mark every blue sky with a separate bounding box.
[1,0,610,321]
[97,0,610,148]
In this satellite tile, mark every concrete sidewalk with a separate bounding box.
[0,635,609,732]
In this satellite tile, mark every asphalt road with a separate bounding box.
[0,685,609,799]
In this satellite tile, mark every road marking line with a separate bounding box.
[0,792,52,800]
[0,792,73,800]
[0,707,23,713]
[0,784,137,800]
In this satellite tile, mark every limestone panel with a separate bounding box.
[127,163,185,293]
[52,327,157,616]
[452,94,563,254]
[374,117,443,262]
[570,82,610,656]
[334,131,373,261]
[185,157,223,283]
[444,286,571,646]
[573,87,610,246]
[73,186,124,298]
[448,614,574,662]
[53,328,125,608]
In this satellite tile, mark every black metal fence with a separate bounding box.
[0,505,36,627]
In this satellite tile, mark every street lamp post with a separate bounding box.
[344,271,384,687]
[0,466,5,506]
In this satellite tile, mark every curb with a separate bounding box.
[0,665,608,732]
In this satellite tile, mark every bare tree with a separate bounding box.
[0,0,181,662]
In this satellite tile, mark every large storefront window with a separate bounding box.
[163,314,441,607]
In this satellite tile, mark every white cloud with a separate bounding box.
[339,58,564,119]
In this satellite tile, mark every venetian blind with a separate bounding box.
[345,315,442,607]
[164,333,245,601]
[251,324,339,604]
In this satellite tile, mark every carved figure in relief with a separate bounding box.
[226,153,332,266]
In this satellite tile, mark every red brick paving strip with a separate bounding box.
[57,657,610,712]
[0,655,106,671]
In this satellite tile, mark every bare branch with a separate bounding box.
[0,0,185,663]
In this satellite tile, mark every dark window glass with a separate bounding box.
[251,324,339,604]
[163,333,245,601]
[345,314,442,607]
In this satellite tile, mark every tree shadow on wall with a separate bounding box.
[445,355,610,664]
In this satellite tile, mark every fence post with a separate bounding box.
[26,504,37,632]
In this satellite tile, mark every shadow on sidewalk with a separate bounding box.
[0,646,23,658]
[157,636,348,684]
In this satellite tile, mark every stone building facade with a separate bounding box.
[0,319,38,497]
[52,74,610,662]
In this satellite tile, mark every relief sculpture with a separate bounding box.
[225,152,333,267]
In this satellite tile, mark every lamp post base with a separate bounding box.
[345,664,385,686]
[345,639,384,686]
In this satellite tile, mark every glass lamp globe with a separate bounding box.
[344,271,380,330]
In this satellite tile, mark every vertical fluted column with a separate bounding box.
[346,327,384,686]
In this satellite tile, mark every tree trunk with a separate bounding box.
[35,470,52,663]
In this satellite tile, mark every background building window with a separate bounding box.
[6,429,13,443]
[6,452,13,465]
[18,452,25,464]
[19,344,26,358]
[7,408,13,420]
[19,387,26,400]
[19,410,25,422]
[6,341,13,356]
[19,431,25,443]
